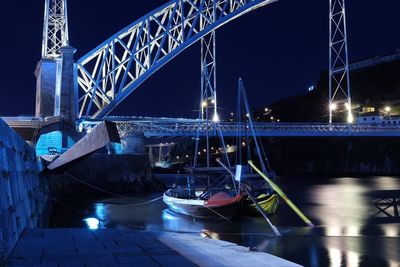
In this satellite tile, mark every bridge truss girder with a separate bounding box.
[75,0,277,119]
[200,31,218,122]
[79,120,400,138]
[329,0,352,123]
[42,0,69,59]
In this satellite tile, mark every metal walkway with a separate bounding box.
[83,118,400,137]
[5,116,400,138]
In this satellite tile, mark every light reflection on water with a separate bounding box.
[83,217,100,230]
[54,176,400,267]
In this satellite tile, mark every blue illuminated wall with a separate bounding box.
[0,118,47,259]
[35,130,75,156]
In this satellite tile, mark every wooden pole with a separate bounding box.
[216,159,281,236]
[248,160,314,227]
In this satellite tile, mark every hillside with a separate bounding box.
[261,52,400,122]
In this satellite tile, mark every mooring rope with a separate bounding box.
[64,172,162,206]
[204,206,232,222]
[106,196,163,207]
[63,172,231,223]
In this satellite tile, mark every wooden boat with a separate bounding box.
[163,80,282,220]
[163,188,245,219]
[163,184,279,219]
[243,192,279,215]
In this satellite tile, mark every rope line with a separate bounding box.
[106,196,163,207]
[204,206,232,222]
[64,172,162,206]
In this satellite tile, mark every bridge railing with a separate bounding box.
[109,121,400,137]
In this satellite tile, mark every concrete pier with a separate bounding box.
[7,228,302,267]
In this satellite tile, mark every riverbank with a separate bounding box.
[7,228,301,266]
[44,175,400,266]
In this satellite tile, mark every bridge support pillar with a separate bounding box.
[35,59,60,118]
[59,45,77,125]
[34,46,77,126]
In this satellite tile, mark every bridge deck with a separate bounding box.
[86,117,400,137]
[4,116,400,137]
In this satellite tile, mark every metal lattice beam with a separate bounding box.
[195,2,218,168]
[79,120,400,138]
[195,31,218,167]
[329,0,352,123]
[75,0,277,119]
[200,1,218,122]
[200,31,218,122]
[42,0,69,59]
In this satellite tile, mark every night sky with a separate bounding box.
[0,0,399,119]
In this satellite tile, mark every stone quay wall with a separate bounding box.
[0,118,47,260]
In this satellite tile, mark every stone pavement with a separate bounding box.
[7,228,302,267]
[7,228,195,267]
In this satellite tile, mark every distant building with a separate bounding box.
[361,106,376,114]
[356,113,400,126]
[356,113,383,124]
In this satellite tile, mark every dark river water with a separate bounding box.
[51,176,400,267]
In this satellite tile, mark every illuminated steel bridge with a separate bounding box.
[16,0,399,143]
[81,118,400,137]
[4,116,400,139]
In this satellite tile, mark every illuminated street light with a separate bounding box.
[384,106,391,113]
[212,113,220,122]
[330,103,337,111]
[202,101,207,108]
[347,112,354,124]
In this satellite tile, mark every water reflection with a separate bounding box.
[95,203,107,222]
[53,176,400,267]
[161,209,203,233]
[312,178,367,237]
[83,217,100,230]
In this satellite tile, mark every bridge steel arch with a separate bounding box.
[75,0,277,119]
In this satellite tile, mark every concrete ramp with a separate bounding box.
[159,232,303,267]
[47,121,120,171]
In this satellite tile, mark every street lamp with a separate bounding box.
[329,103,337,112]
[347,112,353,124]
[212,113,220,122]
